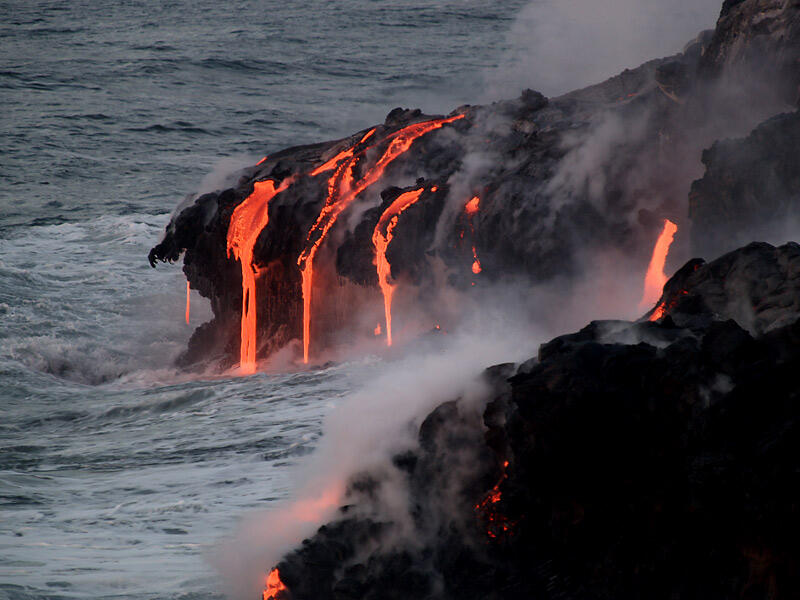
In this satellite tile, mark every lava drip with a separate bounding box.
[465,195,482,275]
[262,568,289,600]
[640,219,678,318]
[372,187,426,347]
[226,178,295,374]
[297,114,464,363]
[185,281,191,324]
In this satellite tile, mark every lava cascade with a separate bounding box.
[465,195,482,275]
[297,114,464,363]
[640,219,678,318]
[372,187,426,347]
[262,568,288,600]
[185,281,190,324]
[226,178,295,374]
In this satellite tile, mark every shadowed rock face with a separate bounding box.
[148,0,800,368]
[690,111,800,260]
[270,241,800,600]
[700,0,800,105]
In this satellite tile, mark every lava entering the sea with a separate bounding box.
[262,567,289,600]
[372,187,426,347]
[226,177,296,374]
[297,114,464,363]
[640,219,678,318]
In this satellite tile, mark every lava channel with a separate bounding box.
[226,177,296,374]
[372,187,425,347]
[297,114,464,363]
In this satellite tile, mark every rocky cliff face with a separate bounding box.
[690,110,800,259]
[149,0,799,368]
[270,241,800,600]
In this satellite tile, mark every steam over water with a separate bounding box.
[1,1,530,598]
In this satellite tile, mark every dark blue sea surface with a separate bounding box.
[0,1,529,598]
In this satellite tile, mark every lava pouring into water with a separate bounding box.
[640,219,678,318]
[372,187,426,347]
[227,178,295,374]
[262,568,288,600]
[297,114,464,363]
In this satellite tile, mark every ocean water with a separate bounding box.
[0,1,529,598]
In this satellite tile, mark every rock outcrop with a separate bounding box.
[690,110,800,259]
[270,242,800,600]
[149,0,800,367]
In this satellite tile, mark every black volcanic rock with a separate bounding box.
[689,111,800,260]
[149,0,800,368]
[268,241,800,600]
[699,0,800,105]
[646,241,800,333]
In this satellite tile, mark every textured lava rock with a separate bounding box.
[689,111,800,260]
[149,0,800,367]
[269,241,800,600]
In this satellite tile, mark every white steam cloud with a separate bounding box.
[214,324,536,600]
[482,0,722,98]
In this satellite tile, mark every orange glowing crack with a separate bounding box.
[226,178,296,374]
[262,568,288,600]
[310,129,377,177]
[297,114,465,363]
[372,188,425,347]
[256,156,268,166]
[640,219,678,317]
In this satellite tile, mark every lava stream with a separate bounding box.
[185,281,191,324]
[372,188,425,347]
[465,195,482,275]
[226,178,295,374]
[640,219,678,317]
[297,114,464,363]
[262,568,288,600]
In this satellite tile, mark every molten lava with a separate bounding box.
[372,187,425,347]
[465,195,480,215]
[465,195,482,276]
[374,323,381,336]
[475,460,516,540]
[185,281,191,324]
[297,114,464,363]
[640,219,678,317]
[226,178,295,374]
[262,568,288,600]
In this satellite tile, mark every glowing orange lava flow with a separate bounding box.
[256,156,268,166]
[226,178,295,374]
[640,219,678,317]
[185,281,191,324]
[465,195,482,275]
[298,114,464,363]
[372,188,425,347]
[262,568,288,600]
